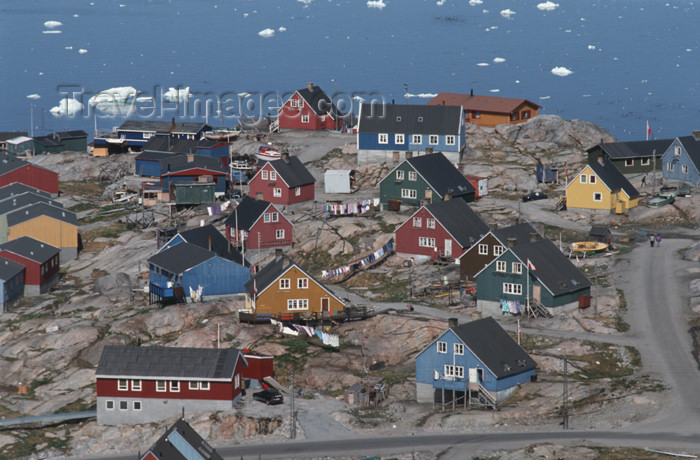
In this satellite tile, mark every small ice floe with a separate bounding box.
[536,1,559,11]
[163,87,190,102]
[44,20,62,28]
[489,89,500,93]
[78,49,88,54]
[278,26,286,32]
[469,0,482,5]
[136,96,153,103]
[26,94,41,100]
[687,48,693,52]
[298,0,313,4]
[73,14,79,17]
[587,45,596,50]
[65,46,73,50]
[489,26,498,29]
[404,92,438,98]
[493,57,505,63]
[551,66,572,77]
[367,0,387,9]
[43,30,62,34]
[89,86,138,106]
[436,0,446,5]
[243,13,249,17]
[539,95,551,100]
[39,72,44,75]
[258,28,275,37]
[119,4,126,7]
[500,9,515,18]
[50,97,83,117]
[477,62,489,66]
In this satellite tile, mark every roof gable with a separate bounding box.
[160,154,227,175]
[427,92,541,114]
[176,224,247,265]
[424,199,488,248]
[224,197,276,231]
[587,159,639,199]
[266,156,316,188]
[0,257,25,280]
[294,85,342,117]
[148,242,216,273]
[404,153,475,198]
[673,136,700,172]
[0,236,59,263]
[144,419,224,460]
[593,138,674,159]
[359,103,462,135]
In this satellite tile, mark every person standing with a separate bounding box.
[656,234,662,247]
[650,234,655,247]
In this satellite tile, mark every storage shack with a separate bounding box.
[173,182,215,205]
[324,169,356,194]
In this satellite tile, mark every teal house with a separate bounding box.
[660,133,700,185]
[379,152,475,207]
[475,239,591,317]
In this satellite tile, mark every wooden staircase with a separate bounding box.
[527,300,553,319]
[269,118,279,133]
[468,382,497,409]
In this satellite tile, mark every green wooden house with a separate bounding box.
[475,238,591,317]
[379,152,475,207]
[586,139,673,175]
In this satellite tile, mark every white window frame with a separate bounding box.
[411,134,422,144]
[279,278,290,289]
[641,158,650,166]
[437,341,447,353]
[287,299,309,310]
[264,213,271,223]
[624,159,634,167]
[454,343,464,355]
[408,171,417,181]
[297,278,309,289]
[401,189,417,199]
[133,401,142,411]
[682,164,689,174]
[454,366,464,379]
[512,262,522,274]
[496,261,507,273]
[301,114,309,123]
[261,170,268,180]
[413,217,422,227]
[156,381,167,392]
[378,133,388,144]
[580,174,587,184]
[396,170,405,180]
[593,192,603,202]
[298,99,304,108]
[201,381,210,390]
[170,381,180,392]
[395,134,405,144]
[429,135,439,145]
[276,229,285,240]
[446,135,455,146]
[503,283,523,295]
[118,379,128,391]
[270,171,277,181]
[106,400,115,410]
[589,175,596,184]
[478,244,488,255]
[426,218,435,229]
[667,163,674,172]
[419,237,436,248]
[273,188,282,197]
[189,381,199,390]
[493,245,505,256]
[143,132,154,139]
[131,380,141,391]
[675,146,681,156]
[119,400,128,411]
[473,111,481,119]
[290,99,297,108]
[295,186,301,196]
[271,212,279,222]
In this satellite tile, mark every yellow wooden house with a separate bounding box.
[565,158,639,214]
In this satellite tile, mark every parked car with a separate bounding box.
[253,388,284,405]
[522,191,548,202]
[226,189,242,199]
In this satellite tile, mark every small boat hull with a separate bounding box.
[255,146,281,162]
[203,130,240,141]
[571,241,608,253]
[648,195,675,207]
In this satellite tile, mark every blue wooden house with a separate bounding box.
[94,120,212,152]
[0,257,25,312]
[475,238,591,317]
[196,140,230,167]
[134,151,176,177]
[415,317,537,407]
[356,103,465,166]
[660,133,700,185]
[159,154,229,194]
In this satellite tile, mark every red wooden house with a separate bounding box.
[0,236,59,296]
[395,199,489,261]
[278,83,345,131]
[0,154,59,196]
[248,155,315,205]
[96,345,248,425]
[242,353,274,383]
[224,196,293,249]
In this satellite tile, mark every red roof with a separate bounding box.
[427,93,541,114]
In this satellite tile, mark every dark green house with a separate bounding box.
[475,238,591,317]
[32,130,88,154]
[587,139,673,175]
[379,152,475,207]
[173,182,215,206]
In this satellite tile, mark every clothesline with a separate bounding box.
[321,238,394,280]
[270,319,340,347]
[323,198,380,216]
[207,200,232,216]
[500,299,522,315]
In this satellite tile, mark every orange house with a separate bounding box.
[427,92,541,128]
[244,254,344,318]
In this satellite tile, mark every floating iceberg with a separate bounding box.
[493,57,506,63]
[65,46,73,50]
[297,0,313,4]
[89,86,138,106]
[500,9,516,17]
[489,89,500,93]
[477,62,489,66]
[163,87,190,102]
[551,66,573,77]
[536,1,559,11]
[78,49,88,54]
[258,28,275,38]
[44,20,62,28]
[404,92,438,99]
[26,94,41,100]
[50,98,83,117]
[436,0,446,5]
[367,0,386,9]
[278,26,286,32]
[469,0,482,5]
[42,30,62,34]
[587,45,596,50]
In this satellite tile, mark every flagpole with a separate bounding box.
[526,266,530,316]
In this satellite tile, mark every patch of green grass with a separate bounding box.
[589,445,671,459]
[346,406,395,428]
[613,314,630,333]
[616,289,627,310]
[67,202,98,213]
[378,370,411,386]
[572,341,634,380]
[61,180,106,197]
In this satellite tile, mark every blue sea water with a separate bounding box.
[1,0,699,141]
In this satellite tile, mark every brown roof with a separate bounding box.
[427,92,541,114]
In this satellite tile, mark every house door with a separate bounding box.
[532,285,541,303]
[321,297,329,312]
[444,239,452,257]
[393,151,400,162]
[468,368,478,383]
[425,189,432,201]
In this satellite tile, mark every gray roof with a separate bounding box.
[492,222,541,247]
[0,132,28,142]
[142,137,202,154]
[148,242,216,274]
[95,345,244,381]
[265,156,315,188]
[511,239,591,297]
[160,154,227,175]
[6,202,76,227]
[0,184,51,201]
[588,159,639,199]
[177,224,247,266]
[54,130,88,140]
[592,139,673,159]
[145,418,224,460]
[0,192,63,211]
[677,135,700,171]
[135,150,177,162]
[296,85,343,117]
[32,135,62,147]
[0,257,25,281]
[451,317,537,379]
[424,199,488,248]
[118,120,211,135]
[359,103,462,135]
[0,154,33,175]
[224,196,274,231]
[405,153,475,199]
[0,236,59,263]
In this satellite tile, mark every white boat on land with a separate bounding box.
[255,145,282,162]
[203,129,241,141]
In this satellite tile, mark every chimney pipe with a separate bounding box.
[208,235,212,251]
[448,317,459,327]
[470,88,474,97]
[171,117,176,129]
[275,248,283,260]
[281,152,290,162]
[530,232,538,243]
[307,82,314,91]
[507,237,517,248]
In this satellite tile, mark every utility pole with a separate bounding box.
[290,370,296,439]
[652,149,657,196]
[563,354,569,429]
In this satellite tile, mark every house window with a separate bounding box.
[589,175,596,184]
[276,229,285,239]
[408,171,417,181]
[426,218,435,229]
[273,188,282,197]
[378,133,388,144]
[301,115,309,123]
[455,366,464,378]
[641,158,650,166]
[270,171,277,181]
[401,189,417,199]
[271,212,279,222]
[264,213,271,223]
[133,401,142,411]
[411,134,422,144]
[503,283,523,295]
[580,174,587,184]
[131,380,141,391]
[170,381,180,392]
[592,192,603,201]
[496,261,507,272]
[156,381,167,392]
[675,146,681,156]
[473,111,481,119]
[143,132,154,139]
[290,99,297,108]
[667,163,674,172]
[287,299,309,310]
[493,245,505,256]
[522,110,531,119]
[444,365,454,377]
[295,187,301,196]
[437,341,447,353]
[262,170,268,180]
[189,381,199,390]
[510,112,519,121]
[413,217,422,227]
[454,343,464,355]
[682,165,689,174]
[118,379,128,391]
[419,237,436,247]
[395,134,405,144]
[446,135,455,145]
[280,278,290,289]
[298,100,304,108]
[235,374,241,389]
[297,278,309,289]
[478,244,488,255]
[106,400,114,410]
[119,401,128,410]
[396,170,405,180]
[625,159,634,167]
[429,135,438,145]
[201,381,210,390]
[512,262,522,274]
